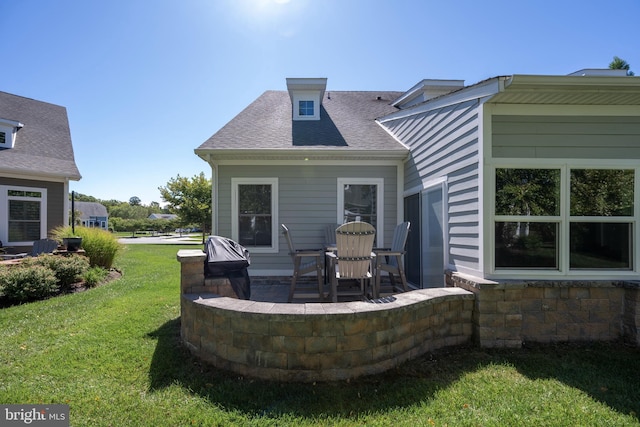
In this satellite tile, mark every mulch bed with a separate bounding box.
[0,268,122,309]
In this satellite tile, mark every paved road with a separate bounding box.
[118,234,202,245]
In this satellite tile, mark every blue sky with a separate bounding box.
[2,0,638,205]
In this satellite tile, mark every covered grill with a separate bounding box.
[204,236,251,300]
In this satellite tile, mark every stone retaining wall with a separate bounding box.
[180,288,474,382]
[176,250,639,382]
[447,271,640,348]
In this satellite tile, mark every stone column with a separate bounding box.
[176,249,206,294]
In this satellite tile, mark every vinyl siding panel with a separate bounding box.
[0,177,65,241]
[217,164,398,273]
[492,115,640,159]
[383,99,482,274]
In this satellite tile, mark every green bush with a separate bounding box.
[52,226,122,268]
[23,254,90,291]
[0,264,59,302]
[83,266,109,288]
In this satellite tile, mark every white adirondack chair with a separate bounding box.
[326,221,376,302]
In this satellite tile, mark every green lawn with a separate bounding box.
[1,244,639,426]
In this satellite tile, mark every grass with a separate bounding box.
[0,244,639,426]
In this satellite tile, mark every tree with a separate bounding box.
[609,56,634,76]
[108,202,149,220]
[158,172,212,242]
[129,196,141,206]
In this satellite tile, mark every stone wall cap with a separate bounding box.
[183,287,475,316]
[177,249,206,262]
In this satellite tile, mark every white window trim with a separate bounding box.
[0,185,48,246]
[231,178,279,254]
[292,91,320,121]
[337,178,384,246]
[488,163,638,278]
[0,118,23,149]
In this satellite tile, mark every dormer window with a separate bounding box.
[299,100,314,116]
[0,118,24,149]
[286,78,327,121]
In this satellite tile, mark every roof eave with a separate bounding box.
[195,148,409,162]
[0,167,82,181]
[487,74,640,105]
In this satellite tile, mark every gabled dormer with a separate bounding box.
[0,118,24,149]
[286,78,327,121]
[392,79,465,109]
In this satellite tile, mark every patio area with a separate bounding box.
[249,276,403,303]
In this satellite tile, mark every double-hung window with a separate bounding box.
[569,169,634,269]
[494,168,560,269]
[231,178,278,253]
[493,166,635,273]
[1,186,47,245]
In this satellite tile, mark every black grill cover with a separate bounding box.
[204,236,251,300]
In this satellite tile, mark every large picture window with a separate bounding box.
[232,178,278,253]
[494,167,635,273]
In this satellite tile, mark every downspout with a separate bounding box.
[63,180,70,232]
[210,155,218,236]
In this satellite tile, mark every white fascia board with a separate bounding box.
[505,74,640,90]
[0,118,24,128]
[0,168,80,182]
[379,78,504,123]
[195,149,409,163]
[286,78,327,104]
[391,79,465,107]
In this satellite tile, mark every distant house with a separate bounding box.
[0,91,81,249]
[148,213,178,220]
[74,201,108,230]
[195,71,640,286]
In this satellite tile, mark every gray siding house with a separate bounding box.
[196,79,408,276]
[196,71,640,285]
[74,201,108,230]
[0,91,81,250]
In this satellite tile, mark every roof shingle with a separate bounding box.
[197,90,407,153]
[0,91,81,179]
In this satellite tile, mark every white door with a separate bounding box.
[421,185,445,287]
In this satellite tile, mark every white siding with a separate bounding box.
[383,99,482,273]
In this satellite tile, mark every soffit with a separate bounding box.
[488,75,640,105]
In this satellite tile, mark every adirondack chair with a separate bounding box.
[373,222,410,298]
[326,221,376,302]
[281,224,325,302]
[323,223,340,247]
[0,238,59,259]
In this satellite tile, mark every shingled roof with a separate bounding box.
[0,91,81,180]
[196,90,408,159]
[74,201,108,219]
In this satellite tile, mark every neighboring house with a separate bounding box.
[148,213,178,220]
[0,91,81,250]
[196,71,640,285]
[74,201,108,230]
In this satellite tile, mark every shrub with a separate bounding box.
[0,265,59,302]
[24,254,90,292]
[83,266,109,288]
[51,226,122,268]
